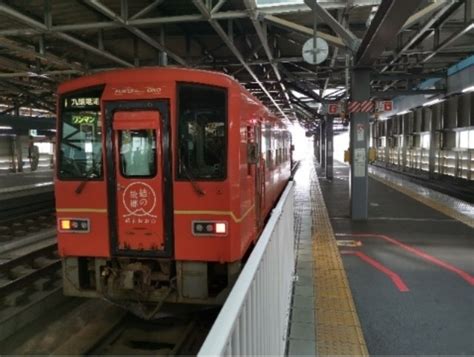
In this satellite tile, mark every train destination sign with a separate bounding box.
[71,114,97,125]
[63,96,100,108]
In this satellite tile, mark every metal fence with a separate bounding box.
[198,182,295,356]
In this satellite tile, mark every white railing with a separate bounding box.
[198,182,295,356]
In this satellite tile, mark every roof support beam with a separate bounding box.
[423,21,474,63]
[1,80,55,112]
[323,10,345,95]
[264,14,346,49]
[402,0,453,29]
[0,12,250,36]
[371,89,445,97]
[129,0,165,20]
[279,64,324,103]
[303,0,359,52]
[83,0,187,66]
[382,1,459,72]
[192,0,288,119]
[356,0,425,66]
[211,0,228,14]
[0,2,134,68]
[244,0,295,119]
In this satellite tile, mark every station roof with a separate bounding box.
[0,0,473,130]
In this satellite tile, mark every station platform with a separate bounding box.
[287,158,474,356]
[0,170,53,199]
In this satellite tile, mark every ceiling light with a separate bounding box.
[423,98,444,107]
[397,110,411,115]
[462,85,474,93]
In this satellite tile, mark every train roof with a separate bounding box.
[57,66,278,121]
[59,67,242,96]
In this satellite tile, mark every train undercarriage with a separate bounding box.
[62,257,241,309]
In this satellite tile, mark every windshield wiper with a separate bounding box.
[180,161,205,196]
[75,161,100,194]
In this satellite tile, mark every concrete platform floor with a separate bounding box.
[318,162,474,356]
[0,170,53,193]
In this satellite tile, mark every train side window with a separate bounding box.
[177,83,227,180]
[119,130,157,177]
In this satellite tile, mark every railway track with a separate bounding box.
[0,211,56,242]
[0,186,56,242]
[82,314,203,355]
[0,189,55,222]
[3,297,217,355]
[0,242,63,343]
[0,242,60,297]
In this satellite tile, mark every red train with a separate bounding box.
[55,68,291,306]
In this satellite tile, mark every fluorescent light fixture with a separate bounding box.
[423,98,444,107]
[397,110,411,115]
[0,126,13,130]
[462,85,474,93]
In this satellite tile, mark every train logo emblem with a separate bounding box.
[112,86,162,96]
[122,182,157,220]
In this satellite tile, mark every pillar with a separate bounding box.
[320,120,326,169]
[325,115,333,179]
[349,69,370,220]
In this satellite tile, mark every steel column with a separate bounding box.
[402,116,408,171]
[320,121,326,169]
[325,115,334,179]
[14,106,23,173]
[314,132,320,163]
[349,69,370,220]
[428,106,438,177]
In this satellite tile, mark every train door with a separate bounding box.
[106,101,173,257]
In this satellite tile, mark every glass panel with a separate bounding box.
[59,110,102,179]
[58,88,103,179]
[120,130,157,177]
[459,130,469,149]
[468,129,474,149]
[420,133,430,149]
[178,84,227,180]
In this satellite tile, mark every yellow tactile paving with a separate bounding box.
[311,169,369,356]
[369,173,474,229]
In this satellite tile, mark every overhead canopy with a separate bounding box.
[0,0,471,130]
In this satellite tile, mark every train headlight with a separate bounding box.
[215,223,227,234]
[58,218,90,233]
[60,219,71,230]
[192,221,228,236]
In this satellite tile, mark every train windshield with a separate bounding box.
[177,84,227,180]
[58,90,103,179]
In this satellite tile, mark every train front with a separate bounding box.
[54,70,248,308]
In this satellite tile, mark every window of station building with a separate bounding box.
[420,133,430,149]
[119,130,157,177]
[58,88,103,180]
[36,142,54,155]
[177,83,227,180]
[457,129,474,149]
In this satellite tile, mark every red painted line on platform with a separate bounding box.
[338,233,474,286]
[341,250,409,292]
